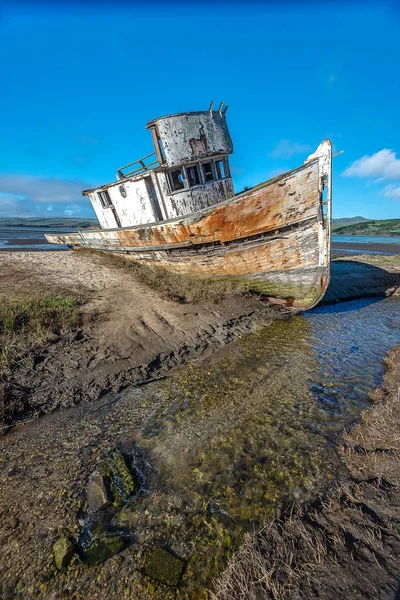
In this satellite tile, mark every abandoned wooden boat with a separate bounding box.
[45,102,332,310]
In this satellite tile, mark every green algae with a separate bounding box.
[146,548,185,587]
[80,534,124,566]
[124,316,339,598]
[99,450,135,507]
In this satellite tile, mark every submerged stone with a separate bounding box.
[99,450,135,507]
[80,534,124,566]
[53,537,75,570]
[146,547,185,587]
[87,471,112,512]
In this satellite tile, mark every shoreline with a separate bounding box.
[332,241,400,254]
[212,344,400,599]
[1,250,400,598]
[0,250,399,427]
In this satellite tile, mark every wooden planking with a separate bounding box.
[46,161,320,250]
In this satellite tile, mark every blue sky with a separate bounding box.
[0,1,399,220]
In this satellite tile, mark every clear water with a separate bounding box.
[106,295,400,597]
[3,296,400,599]
[332,235,400,245]
[0,227,74,250]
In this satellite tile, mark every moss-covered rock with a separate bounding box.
[146,547,185,587]
[80,534,124,566]
[53,537,75,570]
[99,450,135,507]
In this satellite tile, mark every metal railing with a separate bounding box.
[116,152,159,180]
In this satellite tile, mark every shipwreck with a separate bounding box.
[46,102,332,310]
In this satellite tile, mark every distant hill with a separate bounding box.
[333,218,400,237]
[0,217,99,229]
[331,216,370,230]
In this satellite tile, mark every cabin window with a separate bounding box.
[119,184,127,198]
[215,159,227,179]
[186,165,200,187]
[202,161,214,182]
[98,190,112,208]
[168,169,185,192]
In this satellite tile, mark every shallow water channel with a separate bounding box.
[104,295,400,598]
[3,296,400,599]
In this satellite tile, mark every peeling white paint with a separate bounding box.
[147,111,233,167]
[84,108,235,230]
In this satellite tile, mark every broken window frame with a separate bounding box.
[166,157,231,194]
[167,168,185,192]
[186,164,201,188]
[98,190,112,208]
[215,158,229,180]
[150,126,166,165]
[202,161,215,183]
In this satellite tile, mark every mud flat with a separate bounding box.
[0,249,400,599]
[1,250,399,426]
[212,345,400,600]
[0,249,284,425]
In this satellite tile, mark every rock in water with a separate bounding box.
[99,451,135,507]
[53,537,75,570]
[87,471,112,512]
[146,547,185,587]
[80,534,124,566]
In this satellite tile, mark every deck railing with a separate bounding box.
[116,152,160,179]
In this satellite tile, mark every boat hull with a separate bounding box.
[46,142,331,310]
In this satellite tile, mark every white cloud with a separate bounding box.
[383,184,400,199]
[0,175,96,218]
[270,140,312,159]
[343,149,400,180]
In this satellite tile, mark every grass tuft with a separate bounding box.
[0,294,81,379]
[83,249,252,304]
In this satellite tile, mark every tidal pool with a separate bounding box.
[113,296,400,598]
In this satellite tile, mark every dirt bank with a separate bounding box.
[212,345,400,600]
[0,250,284,425]
[1,251,399,426]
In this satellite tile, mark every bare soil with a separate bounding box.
[212,345,400,600]
[0,250,284,425]
[1,250,399,427]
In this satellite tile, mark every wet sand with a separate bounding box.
[332,241,400,254]
[4,238,51,246]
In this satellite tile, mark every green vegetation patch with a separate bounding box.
[85,249,252,304]
[99,450,136,507]
[0,294,81,380]
[146,548,185,587]
[333,218,400,236]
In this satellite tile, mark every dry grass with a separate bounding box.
[333,253,400,270]
[210,511,331,600]
[0,295,81,379]
[82,249,252,304]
